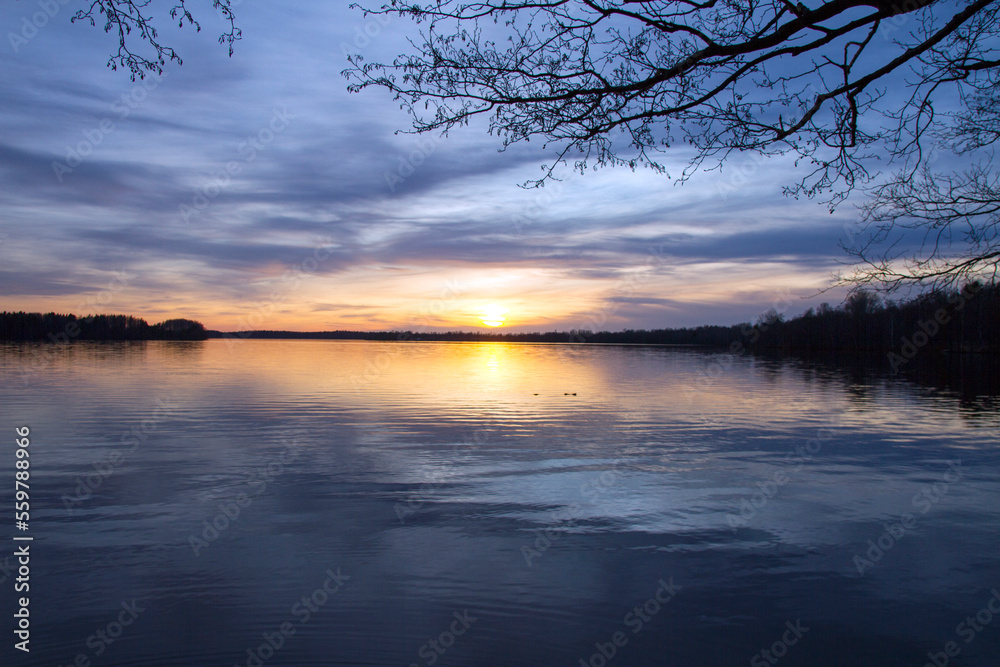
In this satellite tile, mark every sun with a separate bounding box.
[479,304,508,327]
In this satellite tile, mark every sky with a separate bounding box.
[0,1,864,333]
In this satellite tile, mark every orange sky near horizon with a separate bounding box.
[2,260,843,333]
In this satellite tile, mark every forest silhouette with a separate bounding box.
[0,312,207,341]
[3,284,996,353]
[216,285,998,355]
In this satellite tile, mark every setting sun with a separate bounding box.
[479,304,508,327]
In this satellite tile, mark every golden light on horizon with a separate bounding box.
[479,303,508,327]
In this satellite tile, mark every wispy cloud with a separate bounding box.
[0,1,858,330]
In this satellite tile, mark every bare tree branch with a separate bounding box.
[841,164,1000,290]
[345,0,1000,289]
[70,0,240,79]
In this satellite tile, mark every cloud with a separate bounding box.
[0,1,866,329]
[0,270,96,297]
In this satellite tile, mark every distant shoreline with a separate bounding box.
[0,312,208,342]
[3,282,997,353]
[202,329,998,355]
[206,283,998,354]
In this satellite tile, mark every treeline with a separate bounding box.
[209,326,740,344]
[582,283,997,353]
[213,283,998,353]
[8,284,993,350]
[0,312,208,341]
[745,283,998,354]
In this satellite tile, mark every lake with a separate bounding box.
[1,340,998,666]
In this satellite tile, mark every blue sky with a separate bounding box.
[0,1,862,332]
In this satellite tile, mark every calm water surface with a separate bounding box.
[1,340,998,666]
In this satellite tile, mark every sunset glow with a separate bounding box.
[0,3,856,334]
[479,304,508,327]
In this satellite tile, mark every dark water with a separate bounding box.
[1,340,998,666]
